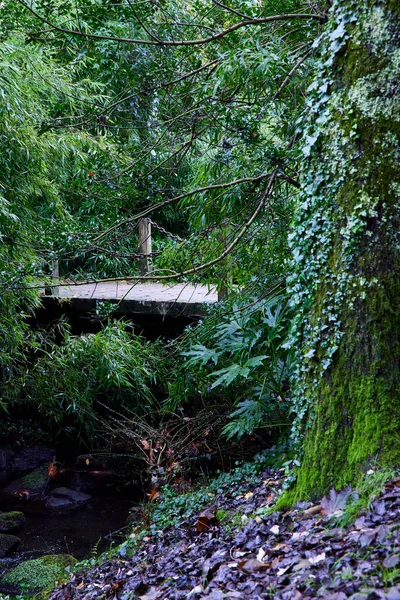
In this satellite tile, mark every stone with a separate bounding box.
[45,487,91,510]
[1,554,76,594]
[0,448,15,483]
[68,454,120,492]
[0,533,20,558]
[0,511,25,532]
[74,454,107,471]
[4,465,49,498]
[10,446,53,477]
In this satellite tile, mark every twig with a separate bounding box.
[92,173,273,242]
[15,1,326,47]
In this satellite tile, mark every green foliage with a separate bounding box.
[1,554,76,594]
[167,293,293,438]
[18,321,168,438]
[129,446,285,538]
[0,0,333,471]
[337,467,395,527]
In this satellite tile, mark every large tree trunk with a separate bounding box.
[288,0,400,498]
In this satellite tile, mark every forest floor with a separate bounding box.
[49,467,400,600]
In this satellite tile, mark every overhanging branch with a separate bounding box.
[17,0,326,47]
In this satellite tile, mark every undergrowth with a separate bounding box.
[16,320,169,441]
[167,292,293,439]
[74,445,288,570]
[336,466,396,527]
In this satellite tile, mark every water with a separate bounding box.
[0,494,132,581]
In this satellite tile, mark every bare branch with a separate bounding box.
[124,0,163,44]
[272,49,312,100]
[16,0,326,47]
[92,173,273,243]
[211,0,253,20]
[103,59,220,116]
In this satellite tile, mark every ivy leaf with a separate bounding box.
[329,22,346,41]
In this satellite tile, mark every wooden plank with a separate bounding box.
[43,282,218,317]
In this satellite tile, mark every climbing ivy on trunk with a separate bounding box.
[288,0,400,497]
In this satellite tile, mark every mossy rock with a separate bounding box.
[0,533,20,558]
[2,554,76,594]
[0,511,25,532]
[4,466,48,498]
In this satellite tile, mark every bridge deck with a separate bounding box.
[46,282,218,317]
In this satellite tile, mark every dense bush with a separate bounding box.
[166,293,293,439]
[19,321,168,438]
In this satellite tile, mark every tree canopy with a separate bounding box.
[0,0,399,498]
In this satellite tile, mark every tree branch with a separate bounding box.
[9,169,278,291]
[92,173,274,243]
[102,59,220,116]
[16,0,326,47]
[272,49,312,100]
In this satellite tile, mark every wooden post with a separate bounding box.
[139,218,152,276]
[44,259,59,296]
[51,260,59,296]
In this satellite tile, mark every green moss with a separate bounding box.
[288,0,400,498]
[2,554,76,593]
[0,512,25,532]
[215,509,228,522]
[5,466,48,497]
[22,467,48,488]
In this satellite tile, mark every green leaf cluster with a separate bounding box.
[167,293,293,438]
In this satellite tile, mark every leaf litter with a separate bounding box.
[50,471,400,600]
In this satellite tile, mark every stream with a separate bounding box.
[0,495,131,565]
[0,446,137,586]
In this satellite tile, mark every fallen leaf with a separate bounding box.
[112,582,125,591]
[292,559,312,572]
[374,499,386,516]
[277,565,292,576]
[238,558,269,573]
[196,508,216,532]
[47,462,59,478]
[147,488,160,502]
[359,529,376,547]
[384,555,400,569]
[139,586,163,600]
[270,525,280,535]
[308,552,326,564]
[257,547,267,562]
[244,491,254,500]
[387,587,400,600]
[321,488,353,515]
[303,504,322,517]
[188,585,203,597]
[273,543,287,551]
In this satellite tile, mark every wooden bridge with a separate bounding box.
[42,281,218,318]
[40,219,219,319]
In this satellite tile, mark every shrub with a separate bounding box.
[20,321,168,439]
[166,293,293,439]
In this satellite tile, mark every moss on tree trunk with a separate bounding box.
[288,0,400,498]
